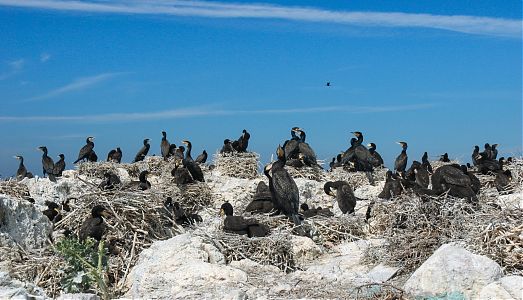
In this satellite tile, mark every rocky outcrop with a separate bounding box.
[479,275,523,300]
[0,272,46,299]
[0,195,52,250]
[404,243,503,299]
[125,233,248,299]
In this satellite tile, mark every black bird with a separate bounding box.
[378,171,403,199]
[88,150,98,162]
[138,171,151,190]
[324,181,358,214]
[14,155,33,180]
[367,143,384,167]
[300,203,334,218]
[495,170,512,192]
[472,146,480,166]
[283,127,301,160]
[195,150,208,164]
[394,142,408,177]
[54,154,66,176]
[133,139,150,162]
[38,146,56,182]
[171,163,194,185]
[220,139,235,154]
[326,82,331,87]
[182,140,205,182]
[239,129,251,152]
[167,144,178,159]
[296,129,319,167]
[421,152,433,174]
[460,165,481,194]
[42,201,61,222]
[481,143,493,160]
[107,147,123,163]
[264,146,301,225]
[491,144,499,160]
[174,146,185,161]
[73,136,95,164]
[406,161,429,188]
[431,165,477,202]
[161,131,171,160]
[476,157,502,175]
[245,181,274,214]
[79,205,109,241]
[171,200,202,226]
[220,202,269,238]
[98,171,121,190]
[439,153,450,162]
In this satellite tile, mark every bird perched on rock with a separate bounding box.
[54,154,66,177]
[195,150,208,164]
[220,202,269,237]
[324,181,359,214]
[133,139,150,163]
[394,141,408,177]
[79,205,110,241]
[161,131,171,160]
[38,146,56,182]
[14,155,33,180]
[73,136,95,164]
[421,152,433,174]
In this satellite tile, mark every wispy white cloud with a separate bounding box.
[0,103,437,123]
[40,53,51,62]
[24,72,127,102]
[0,58,25,80]
[0,0,519,37]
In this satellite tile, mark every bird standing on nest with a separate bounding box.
[139,170,151,190]
[220,202,269,237]
[324,181,359,214]
[73,136,95,164]
[79,205,110,241]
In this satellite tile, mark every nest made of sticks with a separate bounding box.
[201,231,297,273]
[306,215,367,246]
[0,180,31,200]
[9,183,182,298]
[77,156,178,178]
[363,192,523,276]
[328,167,387,189]
[178,181,213,211]
[213,152,260,179]
[286,164,326,181]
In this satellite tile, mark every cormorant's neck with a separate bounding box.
[356,135,363,145]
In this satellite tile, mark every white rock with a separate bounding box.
[56,293,100,300]
[497,191,523,209]
[479,276,523,300]
[404,243,503,299]
[0,272,47,299]
[0,195,52,250]
[366,263,399,283]
[290,235,323,268]
[125,233,248,299]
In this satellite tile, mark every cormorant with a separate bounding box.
[472,146,480,166]
[107,147,123,163]
[88,150,98,162]
[394,142,408,177]
[421,152,433,174]
[79,205,109,241]
[182,140,204,182]
[283,127,301,160]
[326,82,331,87]
[324,181,358,214]
[161,131,170,160]
[174,146,185,161]
[54,154,66,176]
[43,201,61,222]
[439,153,450,162]
[296,129,319,167]
[167,144,177,159]
[133,139,150,162]
[264,146,301,225]
[171,163,194,185]
[236,129,250,153]
[220,202,269,237]
[245,181,274,214]
[481,143,493,160]
[195,150,208,164]
[476,156,502,175]
[73,136,95,164]
[300,203,334,218]
[38,146,56,182]
[378,171,403,199]
[367,143,384,167]
[98,171,121,190]
[495,170,512,192]
[406,161,429,188]
[431,165,477,202]
[460,165,481,194]
[172,201,202,226]
[138,171,151,190]
[491,144,499,160]
[220,139,235,154]
[14,156,32,180]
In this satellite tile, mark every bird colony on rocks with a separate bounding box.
[0,128,522,299]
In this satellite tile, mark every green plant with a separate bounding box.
[55,238,110,300]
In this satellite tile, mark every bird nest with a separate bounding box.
[307,215,367,246]
[430,160,461,170]
[178,182,213,211]
[201,231,297,273]
[213,152,260,179]
[363,192,523,276]
[76,156,177,179]
[8,184,181,298]
[286,164,326,181]
[0,179,31,200]
[328,167,387,188]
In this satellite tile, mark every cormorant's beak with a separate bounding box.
[13,156,19,159]
[328,190,335,197]
[366,143,372,147]
[219,208,224,217]
[101,210,111,218]
[54,208,60,213]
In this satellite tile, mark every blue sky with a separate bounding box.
[0,0,521,177]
